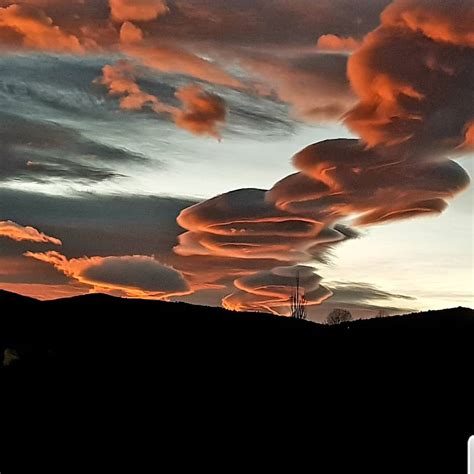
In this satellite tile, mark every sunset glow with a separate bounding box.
[0,0,472,320]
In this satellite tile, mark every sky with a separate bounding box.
[0,0,472,321]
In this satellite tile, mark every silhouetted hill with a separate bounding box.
[1,289,472,372]
[0,291,473,353]
[1,290,473,473]
[0,289,38,305]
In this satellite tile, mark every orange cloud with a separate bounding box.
[174,188,344,263]
[381,0,474,47]
[122,42,243,89]
[268,139,469,226]
[110,0,169,22]
[0,220,62,245]
[120,21,143,45]
[25,251,192,300]
[174,187,355,313]
[97,62,226,138]
[222,265,332,316]
[462,122,474,149]
[346,0,474,148]
[97,61,174,112]
[0,282,85,301]
[316,34,361,52]
[0,4,84,52]
[174,85,226,139]
[239,52,355,122]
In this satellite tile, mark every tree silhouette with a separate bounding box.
[290,273,307,320]
[326,308,353,325]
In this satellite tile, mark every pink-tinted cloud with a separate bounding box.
[0,3,84,52]
[25,251,191,299]
[316,34,361,51]
[0,220,62,245]
[109,0,168,22]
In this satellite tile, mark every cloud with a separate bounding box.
[150,0,389,47]
[239,51,355,121]
[222,265,332,315]
[345,0,474,149]
[268,138,469,226]
[120,21,143,45]
[110,0,169,22]
[0,220,62,245]
[175,188,351,263]
[122,42,243,89]
[463,122,474,149]
[0,3,84,52]
[381,0,474,47]
[174,0,473,314]
[0,111,143,184]
[174,187,357,312]
[97,60,171,111]
[173,85,226,139]
[25,251,191,299]
[327,281,416,303]
[97,62,227,138]
[316,34,361,51]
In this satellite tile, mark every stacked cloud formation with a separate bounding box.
[222,265,332,315]
[175,0,473,315]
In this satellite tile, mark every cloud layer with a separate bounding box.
[172,0,473,314]
[0,220,62,245]
[110,0,169,22]
[0,3,84,52]
[223,265,332,315]
[98,61,227,138]
[0,0,471,316]
[25,251,191,299]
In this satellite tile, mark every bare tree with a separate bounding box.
[290,273,307,320]
[326,308,353,325]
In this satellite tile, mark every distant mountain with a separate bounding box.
[0,289,472,333]
[1,289,472,372]
[0,289,38,305]
[2,290,472,473]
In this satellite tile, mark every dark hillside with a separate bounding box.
[1,291,472,474]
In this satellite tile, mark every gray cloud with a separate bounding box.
[327,281,416,303]
[0,111,146,183]
[0,189,195,259]
[81,255,189,294]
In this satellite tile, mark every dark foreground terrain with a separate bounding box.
[1,290,473,473]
